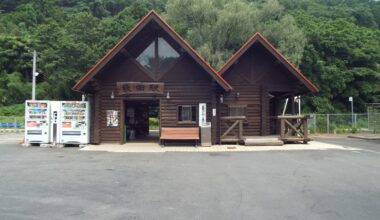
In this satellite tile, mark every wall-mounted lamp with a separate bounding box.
[110,91,115,100]
[220,94,224,103]
[166,91,170,100]
[236,92,240,98]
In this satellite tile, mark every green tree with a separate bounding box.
[166,0,306,69]
[294,12,380,113]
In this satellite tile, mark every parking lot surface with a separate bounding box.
[0,136,379,220]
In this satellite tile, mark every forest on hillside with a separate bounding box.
[0,0,379,115]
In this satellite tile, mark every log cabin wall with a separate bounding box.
[90,51,216,144]
[88,92,101,144]
[75,12,317,144]
[222,42,300,136]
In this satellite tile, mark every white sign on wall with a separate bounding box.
[199,103,207,126]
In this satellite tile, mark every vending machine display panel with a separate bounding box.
[59,101,89,144]
[25,100,50,143]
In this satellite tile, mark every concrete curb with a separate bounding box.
[348,135,380,140]
[79,141,352,153]
[0,129,24,133]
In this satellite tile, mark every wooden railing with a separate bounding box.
[220,116,246,143]
[277,115,311,143]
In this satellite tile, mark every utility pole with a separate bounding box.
[32,50,37,100]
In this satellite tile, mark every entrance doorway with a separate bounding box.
[124,99,160,142]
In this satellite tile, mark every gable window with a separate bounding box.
[229,105,246,117]
[136,37,180,79]
[178,105,196,123]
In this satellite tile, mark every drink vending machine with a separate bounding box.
[59,101,89,144]
[25,100,51,144]
[24,100,89,145]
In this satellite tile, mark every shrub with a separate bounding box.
[0,104,25,116]
[149,117,159,130]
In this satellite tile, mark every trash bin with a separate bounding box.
[200,122,211,147]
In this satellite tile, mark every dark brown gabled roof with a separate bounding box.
[217,32,318,92]
[72,10,232,91]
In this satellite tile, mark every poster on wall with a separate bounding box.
[106,110,119,127]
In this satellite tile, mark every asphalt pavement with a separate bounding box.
[0,136,379,220]
[315,136,380,153]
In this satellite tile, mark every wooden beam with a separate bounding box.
[284,119,304,138]
[119,99,125,145]
[221,120,240,138]
[238,120,243,139]
[221,116,246,120]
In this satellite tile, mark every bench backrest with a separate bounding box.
[160,127,200,140]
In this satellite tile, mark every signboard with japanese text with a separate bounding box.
[116,82,164,95]
[199,103,207,126]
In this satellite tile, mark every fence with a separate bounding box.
[0,116,24,129]
[368,104,380,133]
[306,113,380,134]
[0,114,379,133]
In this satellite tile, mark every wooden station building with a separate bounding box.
[72,10,318,145]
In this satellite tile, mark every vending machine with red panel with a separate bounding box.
[59,101,89,144]
[24,100,50,144]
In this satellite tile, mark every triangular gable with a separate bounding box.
[73,10,232,91]
[218,32,318,92]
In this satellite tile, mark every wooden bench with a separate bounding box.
[160,127,200,146]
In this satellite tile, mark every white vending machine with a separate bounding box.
[25,100,50,144]
[59,101,89,144]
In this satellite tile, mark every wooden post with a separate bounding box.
[290,95,296,115]
[93,92,101,144]
[280,118,285,139]
[211,81,218,145]
[303,117,308,141]
[238,120,243,140]
[260,86,268,136]
[119,99,125,145]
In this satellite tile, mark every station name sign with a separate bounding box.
[116,82,164,95]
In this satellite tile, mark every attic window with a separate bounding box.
[136,37,180,79]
